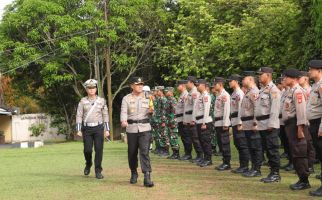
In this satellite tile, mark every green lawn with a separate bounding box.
[0,141,320,200]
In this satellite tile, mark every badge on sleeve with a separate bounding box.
[296,92,303,104]
[222,95,227,102]
[320,86,322,92]
[271,91,278,99]
[192,93,197,99]
[204,96,208,102]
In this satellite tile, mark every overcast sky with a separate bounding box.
[0,0,14,20]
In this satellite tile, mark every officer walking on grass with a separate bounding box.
[76,79,110,180]
[120,76,154,187]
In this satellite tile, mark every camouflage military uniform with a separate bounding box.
[165,96,180,151]
[158,96,170,151]
[151,97,161,152]
[210,93,218,151]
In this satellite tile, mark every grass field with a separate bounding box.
[0,141,320,200]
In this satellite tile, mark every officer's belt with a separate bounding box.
[83,122,103,127]
[175,113,184,118]
[214,117,223,121]
[127,119,150,124]
[230,112,238,118]
[255,115,270,121]
[241,116,254,121]
[279,114,282,119]
[196,115,204,120]
[185,110,193,115]
[284,117,296,126]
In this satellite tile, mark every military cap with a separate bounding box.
[257,67,274,74]
[299,71,309,77]
[186,76,197,83]
[84,79,98,88]
[213,77,225,84]
[129,76,144,85]
[226,74,242,82]
[177,80,188,85]
[164,87,174,92]
[242,71,256,78]
[308,60,322,69]
[282,68,301,78]
[196,79,207,85]
[275,77,283,84]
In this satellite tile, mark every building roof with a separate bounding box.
[0,106,13,116]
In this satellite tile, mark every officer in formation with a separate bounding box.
[119,60,322,195]
[76,79,110,179]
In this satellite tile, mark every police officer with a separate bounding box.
[76,79,109,179]
[176,80,192,160]
[120,77,154,187]
[228,74,250,174]
[194,79,213,167]
[282,69,311,190]
[164,87,180,159]
[213,77,231,171]
[254,67,281,183]
[240,72,262,178]
[307,60,322,197]
[183,76,204,163]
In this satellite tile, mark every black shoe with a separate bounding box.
[316,175,321,180]
[95,172,104,179]
[130,170,138,184]
[199,160,213,167]
[84,166,91,176]
[191,156,203,163]
[215,163,231,171]
[260,172,281,183]
[231,167,249,174]
[290,180,311,190]
[309,167,315,174]
[280,152,288,159]
[285,164,294,171]
[310,186,322,197]
[242,170,262,177]
[143,172,154,187]
[179,154,192,161]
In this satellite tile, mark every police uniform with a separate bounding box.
[194,79,213,167]
[183,76,203,162]
[176,80,192,160]
[228,75,250,174]
[120,77,154,187]
[240,72,262,177]
[213,77,231,170]
[307,60,322,197]
[76,79,109,179]
[254,67,281,183]
[282,69,311,190]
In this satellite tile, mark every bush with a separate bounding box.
[29,123,46,137]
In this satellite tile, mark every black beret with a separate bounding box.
[129,76,144,85]
[196,79,207,85]
[213,77,225,84]
[177,80,188,85]
[308,60,322,69]
[186,76,197,83]
[227,74,242,82]
[283,68,301,78]
[257,67,274,74]
[299,71,309,77]
[242,71,256,78]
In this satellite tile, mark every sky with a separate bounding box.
[0,0,14,20]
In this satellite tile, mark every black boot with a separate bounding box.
[260,171,281,183]
[191,153,203,163]
[310,186,322,197]
[215,163,231,171]
[242,169,262,177]
[84,166,91,176]
[143,172,154,187]
[199,159,213,167]
[168,150,180,159]
[130,170,138,184]
[231,166,249,174]
[290,178,311,190]
[95,172,104,179]
[160,147,170,157]
[179,154,192,161]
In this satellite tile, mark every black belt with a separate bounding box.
[185,110,192,115]
[279,114,282,119]
[230,112,238,118]
[241,116,254,121]
[256,115,270,121]
[214,117,223,121]
[284,117,297,126]
[175,113,184,118]
[127,119,150,124]
[196,115,204,120]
